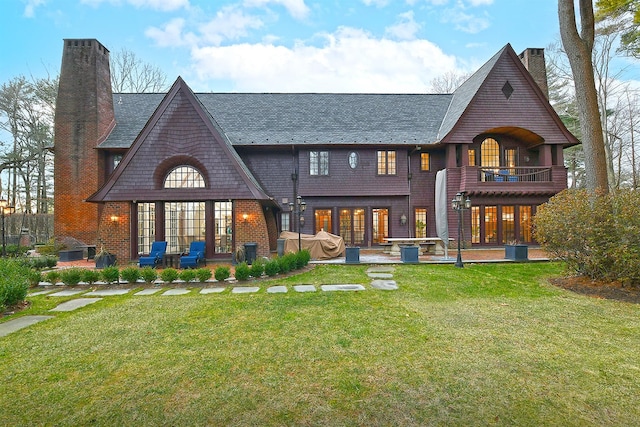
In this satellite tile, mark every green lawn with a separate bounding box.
[2,262,640,426]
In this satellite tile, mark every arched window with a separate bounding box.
[164,166,205,189]
[481,138,500,167]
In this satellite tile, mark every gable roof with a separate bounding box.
[88,77,272,202]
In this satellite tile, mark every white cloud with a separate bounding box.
[145,18,198,47]
[385,11,421,41]
[199,6,264,46]
[441,2,491,34]
[243,0,310,20]
[467,0,493,5]
[23,0,46,17]
[361,0,390,7]
[189,26,461,93]
[80,0,190,12]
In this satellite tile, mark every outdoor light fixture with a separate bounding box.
[242,213,249,223]
[400,213,407,225]
[451,191,471,268]
[110,214,119,223]
[0,199,15,257]
[289,195,307,252]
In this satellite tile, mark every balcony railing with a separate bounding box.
[478,167,552,183]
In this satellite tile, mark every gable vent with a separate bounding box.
[502,81,514,99]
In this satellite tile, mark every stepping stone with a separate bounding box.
[50,298,102,312]
[321,284,366,292]
[134,288,163,296]
[162,288,190,296]
[84,289,131,296]
[28,290,54,296]
[370,279,399,290]
[0,315,54,337]
[267,286,288,294]
[367,272,394,279]
[38,281,53,287]
[232,286,260,294]
[366,266,395,273]
[293,285,316,292]
[49,290,85,297]
[200,287,226,294]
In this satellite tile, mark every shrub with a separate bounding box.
[60,268,83,286]
[27,270,42,287]
[5,244,29,258]
[234,262,250,281]
[249,258,265,278]
[295,249,311,269]
[140,267,158,284]
[0,260,30,309]
[27,256,57,270]
[120,267,141,283]
[195,268,212,282]
[534,189,640,285]
[101,266,120,284]
[45,270,60,284]
[214,266,230,281]
[179,269,196,282]
[264,258,280,276]
[82,269,101,285]
[160,268,179,283]
[279,253,296,273]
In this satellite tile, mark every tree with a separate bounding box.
[596,0,640,57]
[429,71,471,93]
[558,0,610,192]
[110,48,168,93]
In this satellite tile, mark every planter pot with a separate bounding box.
[345,247,360,264]
[505,244,528,261]
[95,254,117,269]
[400,245,419,263]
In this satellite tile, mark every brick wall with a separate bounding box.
[96,201,131,263]
[234,200,271,258]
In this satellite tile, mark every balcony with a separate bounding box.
[459,166,567,196]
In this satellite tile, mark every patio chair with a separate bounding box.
[180,241,206,269]
[139,241,167,268]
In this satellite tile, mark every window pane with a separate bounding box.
[484,206,497,244]
[137,202,155,254]
[164,166,205,188]
[372,208,389,243]
[315,209,332,233]
[310,151,318,175]
[519,206,532,242]
[471,206,480,244]
[505,148,518,168]
[415,208,427,238]
[320,151,329,175]
[377,151,386,174]
[387,151,396,174]
[281,212,290,232]
[339,209,351,242]
[215,201,232,254]
[469,149,476,166]
[502,206,515,244]
[420,153,430,171]
[354,208,365,245]
[165,201,206,253]
[481,138,500,168]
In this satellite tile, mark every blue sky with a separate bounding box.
[2,0,561,93]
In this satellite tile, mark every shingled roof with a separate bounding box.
[100,92,454,149]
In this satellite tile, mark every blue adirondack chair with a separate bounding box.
[180,241,206,269]
[139,241,167,268]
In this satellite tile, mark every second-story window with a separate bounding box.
[420,152,430,171]
[310,151,329,175]
[377,150,396,175]
[481,138,500,167]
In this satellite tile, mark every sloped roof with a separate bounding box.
[100,92,454,149]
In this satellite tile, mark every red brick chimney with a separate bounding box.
[54,39,115,244]
[519,48,549,100]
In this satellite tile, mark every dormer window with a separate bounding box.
[164,165,205,188]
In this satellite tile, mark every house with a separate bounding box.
[53,39,579,263]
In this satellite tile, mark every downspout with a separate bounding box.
[408,146,421,238]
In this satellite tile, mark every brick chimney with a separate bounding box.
[519,48,549,100]
[54,39,114,244]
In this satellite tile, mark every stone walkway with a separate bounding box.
[0,266,398,337]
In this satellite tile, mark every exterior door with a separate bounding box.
[339,208,366,246]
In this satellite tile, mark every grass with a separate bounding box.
[2,262,640,426]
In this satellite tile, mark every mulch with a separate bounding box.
[549,276,640,304]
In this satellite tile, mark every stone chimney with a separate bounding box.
[54,39,114,244]
[519,48,549,100]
